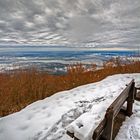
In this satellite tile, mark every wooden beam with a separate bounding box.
[92,80,135,140]
[67,80,135,140]
[92,118,107,140]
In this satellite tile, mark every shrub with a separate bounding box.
[0,59,140,116]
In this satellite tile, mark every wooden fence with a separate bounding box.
[93,79,135,140]
[67,79,139,140]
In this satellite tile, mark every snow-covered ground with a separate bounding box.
[0,74,140,140]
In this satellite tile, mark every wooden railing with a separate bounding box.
[67,79,137,140]
[93,79,135,140]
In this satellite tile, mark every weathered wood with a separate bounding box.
[102,108,114,140]
[66,131,80,140]
[108,80,134,117]
[67,80,135,140]
[120,108,127,115]
[92,118,107,140]
[93,79,135,140]
[66,131,74,138]
[126,81,135,116]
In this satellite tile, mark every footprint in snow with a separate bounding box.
[42,106,47,110]
[19,124,29,130]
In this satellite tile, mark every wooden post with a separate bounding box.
[67,80,135,140]
[92,118,107,140]
[126,81,135,117]
[102,107,114,140]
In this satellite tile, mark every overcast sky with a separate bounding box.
[0,0,140,49]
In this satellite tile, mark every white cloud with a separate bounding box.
[0,0,139,49]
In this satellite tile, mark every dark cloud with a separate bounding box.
[0,0,139,49]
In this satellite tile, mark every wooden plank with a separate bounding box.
[108,80,134,117]
[66,131,74,138]
[66,131,80,140]
[92,80,134,140]
[102,108,114,140]
[120,108,127,115]
[92,118,107,140]
[126,81,135,116]
[67,80,135,140]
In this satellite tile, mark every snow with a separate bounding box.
[115,101,140,140]
[0,74,140,140]
[115,76,140,140]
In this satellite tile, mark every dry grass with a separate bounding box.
[0,59,140,116]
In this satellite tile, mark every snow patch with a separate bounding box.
[0,74,140,140]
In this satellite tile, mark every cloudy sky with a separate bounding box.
[0,0,140,49]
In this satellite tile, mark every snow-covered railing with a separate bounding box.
[67,79,135,140]
[93,79,135,140]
